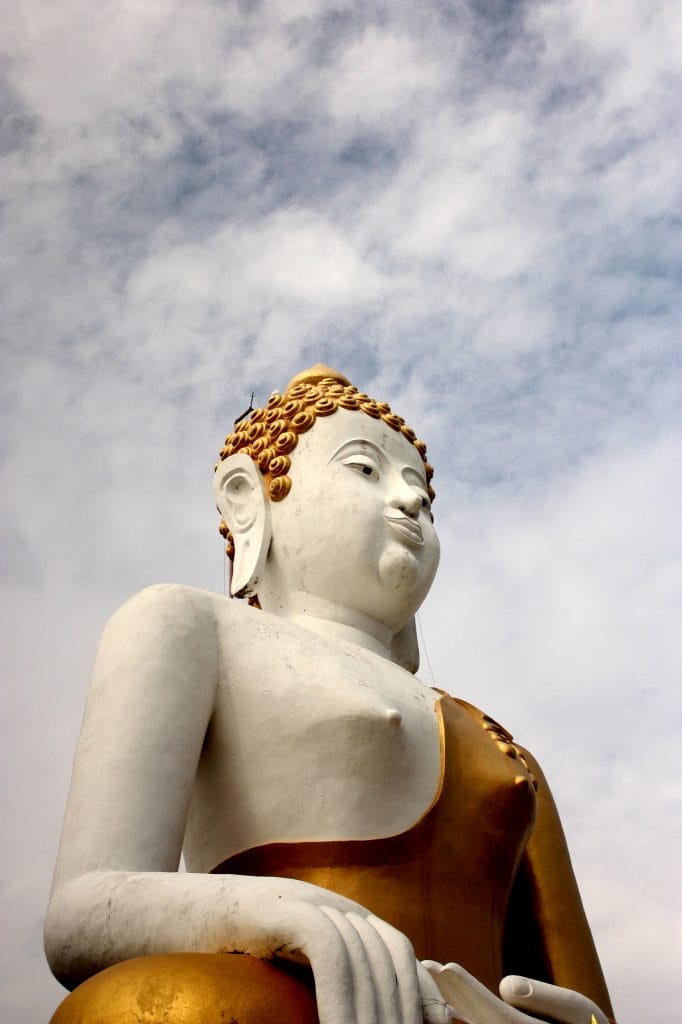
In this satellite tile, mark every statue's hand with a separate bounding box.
[422,962,610,1024]
[499,975,610,1024]
[261,887,452,1024]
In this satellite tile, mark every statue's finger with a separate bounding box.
[346,911,402,1022]
[368,914,422,1024]
[500,976,609,1024]
[415,961,456,1024]
[424,961,543,1023]
[290,902,356,1024]
[319,906,378,1024]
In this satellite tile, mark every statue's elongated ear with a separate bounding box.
[213,454,272,598]
[390,616,420,674]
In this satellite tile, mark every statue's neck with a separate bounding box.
[259,590,395,660]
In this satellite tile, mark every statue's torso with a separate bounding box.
[183,597,443,869]
[181,595,538,987]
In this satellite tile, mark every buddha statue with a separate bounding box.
[45,365,615,1024]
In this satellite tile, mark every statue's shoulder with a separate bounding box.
[439,691,541,758]
[91,585,261,700]
[104,583,241,647]
[114,580,221,615]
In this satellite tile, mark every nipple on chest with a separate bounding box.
[385,708,402,726]
[481,714,538,792]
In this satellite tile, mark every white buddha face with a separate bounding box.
[261,407,440,633]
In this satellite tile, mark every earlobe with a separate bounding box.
[213,454,272,598]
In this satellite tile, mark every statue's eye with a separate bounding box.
[344,459,379,480]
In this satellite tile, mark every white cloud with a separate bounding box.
[326,25,448,123]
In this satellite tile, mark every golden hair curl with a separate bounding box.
[216,364,435,559]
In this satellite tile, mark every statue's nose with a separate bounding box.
[386,478,421,518]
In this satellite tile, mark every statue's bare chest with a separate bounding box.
[183,613,442,870]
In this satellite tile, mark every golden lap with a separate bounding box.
[50,953,319,1024]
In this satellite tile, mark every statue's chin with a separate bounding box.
[378,546,423,600]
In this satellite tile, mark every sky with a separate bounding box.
[1,1,681,1020]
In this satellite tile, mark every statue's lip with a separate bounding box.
[384,512,424,545]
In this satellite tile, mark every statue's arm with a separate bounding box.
[502,748,614,1018]
[44,585,447,1024]
[44,583,221,984]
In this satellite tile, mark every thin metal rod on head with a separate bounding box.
[234,392,255,426]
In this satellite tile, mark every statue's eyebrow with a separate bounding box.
[327,438,386,465]
[403,466,429,491]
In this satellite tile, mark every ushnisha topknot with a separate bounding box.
[216,363,435,558]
